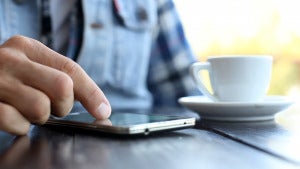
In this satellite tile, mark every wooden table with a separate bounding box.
[0,107,299,169]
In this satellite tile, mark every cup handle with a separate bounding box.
[190,62,218,102]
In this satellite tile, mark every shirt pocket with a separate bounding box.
[113,0,157,31]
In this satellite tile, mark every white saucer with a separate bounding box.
[178,96,294,121]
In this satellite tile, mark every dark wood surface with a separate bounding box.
[197,119,300,165]
[0,110,299,169]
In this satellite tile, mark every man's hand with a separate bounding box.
[0,36,111,135]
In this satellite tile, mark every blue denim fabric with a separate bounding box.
[76,0,157,111]
[0,0,40,44]
[0,0,199,113]
[0,0,156,111]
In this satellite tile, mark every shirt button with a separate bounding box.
[136,7,148,21]
[90,22,104,29]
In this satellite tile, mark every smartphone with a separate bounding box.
[45,110,196,135]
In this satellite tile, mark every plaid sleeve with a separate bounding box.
[147,0,201,107]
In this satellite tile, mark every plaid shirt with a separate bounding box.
[147,0,200,107]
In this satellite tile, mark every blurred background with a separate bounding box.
[173,0,300,131]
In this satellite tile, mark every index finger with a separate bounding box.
[4,36,111,119]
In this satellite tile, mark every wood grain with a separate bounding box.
[0,125,298,169]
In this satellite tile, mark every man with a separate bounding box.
[0,0,199,135]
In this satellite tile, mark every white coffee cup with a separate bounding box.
[190,55,273,102]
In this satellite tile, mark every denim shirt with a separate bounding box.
[78,0,157,110]
[0,0,40,42]
[0,0,199,111]
[0,0,156,111]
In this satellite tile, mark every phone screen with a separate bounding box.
[52,112,187,125]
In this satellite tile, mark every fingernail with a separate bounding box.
[96,103,110,119]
